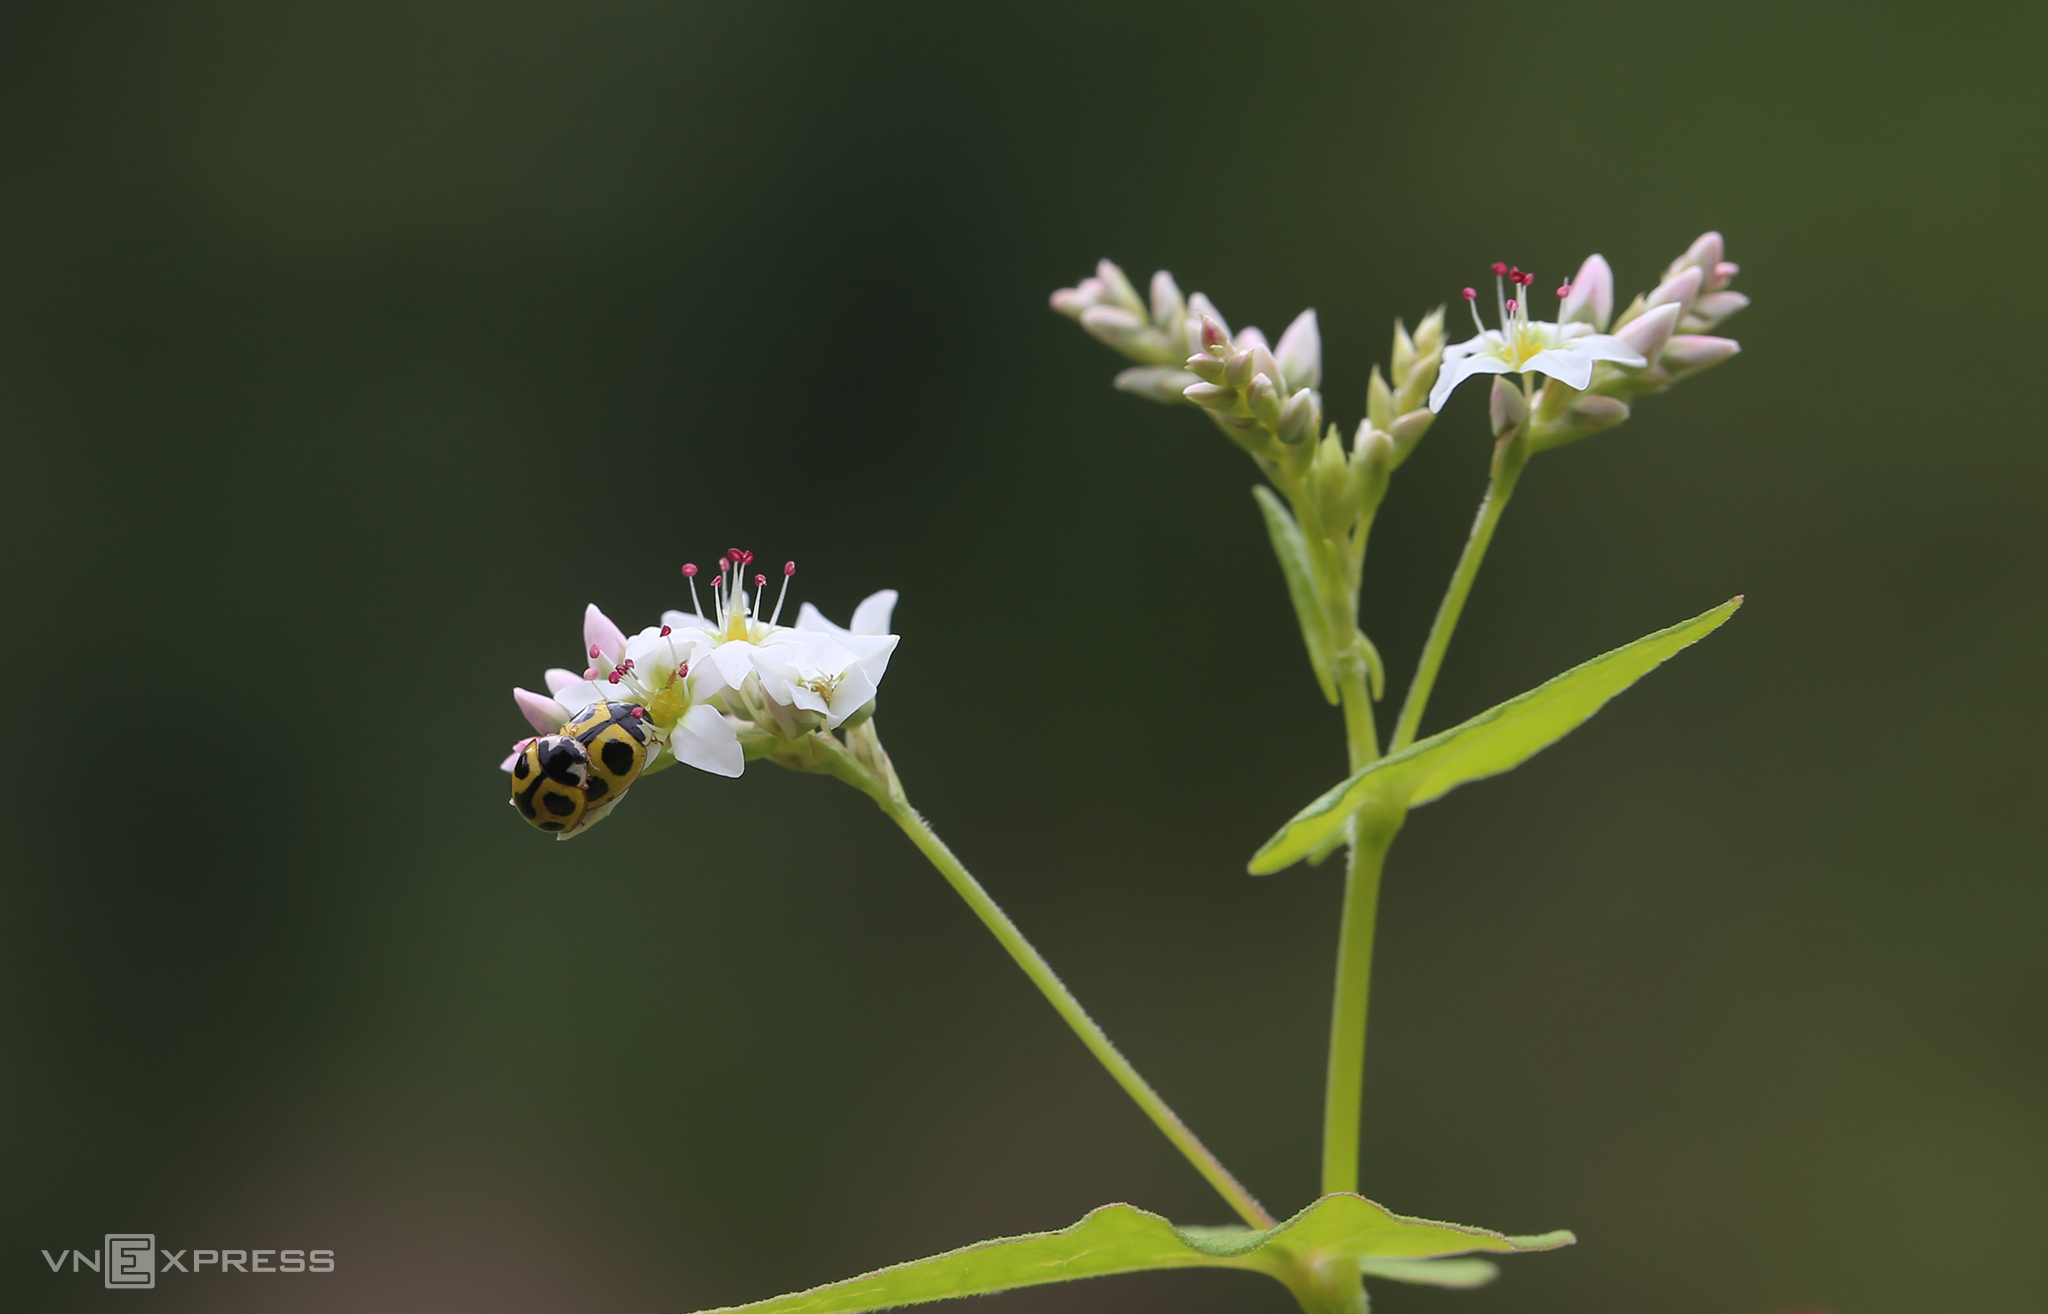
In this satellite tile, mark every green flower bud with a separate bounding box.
[1411,306,1445,359]
[1312,430,1351,527]
[1387,407,1433,465]
[1277,387,1320,444]
[1393,346,1441,415]
[1185,381,1239,410]
[1184,352,1228,385]
[1390,321,1415,386]
[1367,365,1395,432]
[1528,394,1630,451]
[1248,374,1285,429]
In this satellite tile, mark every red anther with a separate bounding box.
[1491,261,1508,276]
[678,662,689,677]
[622,659,635,670]
[630,707,644,719]
[754,573,766,587]
[589,643,601,660]
[1509,265,1523,280]
[718,555,731,571]
[1506,298,1518,312]
[1462,287,1477,300]
[783,561,796,576]
[1556,284,1571,298]
[583,666,598,679]
[607,671,622,685]
[682,563,698,578]
[728,548,753,565]
[660,625,672,637]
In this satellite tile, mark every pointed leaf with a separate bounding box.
[691,1194,1570,1314]
[1251,597,1741,874]
[1254,486,1340,705]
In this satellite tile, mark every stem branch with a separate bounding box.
[826,738,1276,1230]
[1388,446,1524,753]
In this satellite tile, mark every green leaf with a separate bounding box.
[1254,486,1340,705]
[1250,597,1742,874]
[690,1194,1571,1314]
[1354,1257,1502,1289]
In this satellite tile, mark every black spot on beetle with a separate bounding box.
[543,791,577,817]
[541,821,564,831]
[602,739,636,777]
[537,737,587,783]
[586,775,610,802]
[513,754,530,780]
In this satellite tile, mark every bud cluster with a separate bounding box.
[1363,309,1446,466]
[1525,232,1747,451]
[1051,259,1330,457]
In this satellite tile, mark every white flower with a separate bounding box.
[1429,262,1647,413]
[794,588,900,689]
[503,601,743,780]
[501,550,903,834]
[753,632,877,733]
[660,553,900,731]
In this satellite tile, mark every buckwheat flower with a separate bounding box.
[1428,262,1647,413]
[503,600,743,780]
[794,588,901,689]
[661,553,901,728]
[752,631,879,735]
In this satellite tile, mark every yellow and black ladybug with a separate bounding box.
[509,734,592,833]
[562,699,654,805]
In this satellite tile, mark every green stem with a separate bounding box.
[1320,666,1396,1197]
[824,739,1277,1231]
[1387,448,1524,753]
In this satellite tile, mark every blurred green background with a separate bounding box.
[3,1,2042,1311]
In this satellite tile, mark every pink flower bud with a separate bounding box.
[1560,253,1614,330]
[1614,302,1684,361]
[584,603,627,666]
[1644,265,1704,321]
[1661,335,1741,380]
[513,687,570,734]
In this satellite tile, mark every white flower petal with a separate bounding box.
[707,640,762,688]
[1428,354,1515,412]
[849,589,899,636]
[1441,330,1502,364]
[550,679,609,717]
[661,609,717,635]
[794,601,846,635]
[823,666,878,729]
[1522,347,1600,391]
[670,704,743,777]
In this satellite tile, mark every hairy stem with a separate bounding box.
[823,736,1277,1230]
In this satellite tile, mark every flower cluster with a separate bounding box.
[1428,233,1748,449]
[502,550,899,836]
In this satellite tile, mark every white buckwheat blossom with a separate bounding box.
[1428,262,1647,413]
[505,600,743,779]
[503,548,901,800]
